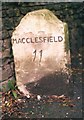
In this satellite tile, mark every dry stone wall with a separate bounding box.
[1,2,84,91]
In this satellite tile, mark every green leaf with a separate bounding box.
[12,90,17,98]
[8,80,15,90]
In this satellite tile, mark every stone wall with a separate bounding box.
[1,2,84,91]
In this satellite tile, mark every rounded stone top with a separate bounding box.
[12,9,64,38]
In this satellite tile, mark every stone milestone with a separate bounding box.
[11,9,71,97]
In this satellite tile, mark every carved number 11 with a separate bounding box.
[33,50,43,63]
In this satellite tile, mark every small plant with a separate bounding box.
[8,80,17,99]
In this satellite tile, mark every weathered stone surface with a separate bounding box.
[2,30,10,39]
[0,40,3,52]
[0,52,2,59]
[11,9,71,97]
[3,39,11,49]
[6,8,20,17]
[0,31,2,40]
[0,67,2,82]
[2,64,13,81]
[3,18,14,30]
[2,49,10,58]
